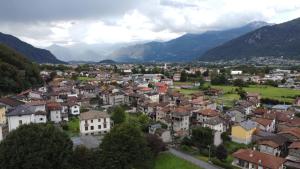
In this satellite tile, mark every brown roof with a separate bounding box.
[46,102,62,111]
[199,109,219,117]
[233,149,286,169]
[289,142,300,149]
[79,110,109,120]
[0,97,24,107]
[279,127,300,139]
[26,100,46,106]
[255,118,273,127]
[257,140,279,148]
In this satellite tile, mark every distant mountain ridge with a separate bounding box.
[200,17,300,61]
[0,32,64,64]
[110,21,269,62]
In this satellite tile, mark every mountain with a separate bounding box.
[98,59,116,64]
[47,43,128,62]
[0,44,42,95]
[0,32,64,64]
[110,21,269,62]
[200,18,300,61]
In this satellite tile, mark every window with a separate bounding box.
[85,127,88,131]
[98,125,101,129]
[85,120,87,123]
[90,126,94,130]
[104,123,107,128]
[91,119,93,123]
[19,120,22,125]
[98,119,101,122]
[40,118,43,121]
[104,118,106,123]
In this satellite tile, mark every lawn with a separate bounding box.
[155,153,202,169]
[212,84,300,103]
[65,117,80,137]
[216,94,240,107]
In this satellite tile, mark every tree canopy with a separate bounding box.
[0,123,73,169]
[99,123,154,169]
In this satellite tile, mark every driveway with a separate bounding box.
[169,148,222,169]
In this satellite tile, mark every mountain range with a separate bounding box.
[109,21,269,62]
[200,17,300,61]
[0,32,64,64]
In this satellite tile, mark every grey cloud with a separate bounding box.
[0,0,143,22]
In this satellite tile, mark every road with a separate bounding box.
[169,148,222,169]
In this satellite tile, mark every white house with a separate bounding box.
[7,105,47,131]
[47,102,68,123]
[145,93,160,103]
[79,110,111,135]
[231,70,242,75]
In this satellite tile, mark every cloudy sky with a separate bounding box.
[0,0,300,47]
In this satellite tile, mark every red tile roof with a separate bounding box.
[233,149,286,169]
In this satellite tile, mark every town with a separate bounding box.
[1,62,300,169]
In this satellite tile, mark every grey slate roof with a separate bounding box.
[7,105,35,116]
[239,120,257,130]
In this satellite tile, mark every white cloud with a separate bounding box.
[0,0,300,47]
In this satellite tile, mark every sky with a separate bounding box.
[0,0,300,47]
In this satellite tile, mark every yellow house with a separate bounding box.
[231,120,257,144]
[0,106,6,124]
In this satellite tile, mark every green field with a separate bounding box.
[212,84,300,103]
[175,82,300,104]
[65,117,80,137]
[155,153,202,169]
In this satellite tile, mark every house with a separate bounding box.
[278,127,300,142]
[7,105,47,131]
[225,109,246,123]
[231,120,257,144]
[102,90,126,106]
[254,118,276,133]
[197,109,219,123]
[171,107,190,133]
[47,102,68,123]
[173,73,181,81]
[62,102,80,115]
[231,70,242,75]
[79,110,111,135]
[232,149,286,169]
[286,141,300,168]
[256,135,288,157]
[0,97,24,111]
[0,106,6,124]
[145,92,160,103]
[202,117,226,133]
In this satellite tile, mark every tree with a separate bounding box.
[203,69,209,77]
[72,146,100,169]
[145,134,166,156]
[233,79,248,87]
[216,144,228,161]
[191,127,214,150]
[111,106,126,125]
[236,87,247,99]
[0,123,73,169]
[211,73,229,85]
[99,123,154,169]
[180,71,188,82]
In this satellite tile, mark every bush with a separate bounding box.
[211,158,237,169]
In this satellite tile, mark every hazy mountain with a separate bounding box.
[47,43,128,62]
[0,32,64,64]
[110,21,269,62]
[200,18,300,61]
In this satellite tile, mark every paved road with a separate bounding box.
[169,148,222,169]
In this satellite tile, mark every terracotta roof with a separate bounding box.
[46,102,62,111]
[233,149,286,169]
[26,100,46,106]
[255,118,273,127]
[79,110,109,120]
[199,109,219,117]
[289,142,300,149]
